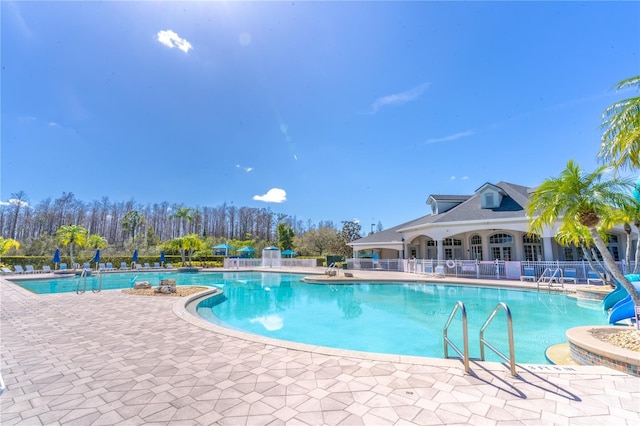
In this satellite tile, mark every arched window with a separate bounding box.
[470,234,483,260]
[523,234,543,261]
[489,233,513,261]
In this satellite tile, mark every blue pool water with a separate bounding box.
[194,272,610,364]
[12,271,609,363]
[12,271,223,294]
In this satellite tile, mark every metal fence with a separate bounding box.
[223,258,317,269]
[346,258,638,282]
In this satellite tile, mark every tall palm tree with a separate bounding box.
[56,225,89,268]
[170,207,194,237]
[554,222,607,281]
[527,160,639,306]
[600,75,640,171]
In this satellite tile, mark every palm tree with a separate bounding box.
[554,222,607,282]
[0,238,20,263]
[527,160,639,306]
[170,207,194,237]
[599,75,640,171]
[121,210,146,245]
[166,234,203,266]
[56,225,89,268]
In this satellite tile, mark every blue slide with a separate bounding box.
[603,274,640,310]
[607,277,640,324]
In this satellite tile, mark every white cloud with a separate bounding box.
[253,188,286,203]
[236,164,253,173]
[425,130,474,145]
[157,30,192,53]
[8,198,30,208]
[48,122,60,127]
[370,83,429,113]
[462,176,469,180]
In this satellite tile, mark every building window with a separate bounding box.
[443,238,463,259]
[523,234,543,261]
[426,239,437,259]
[489,233,513,261]
[470,234,483,260]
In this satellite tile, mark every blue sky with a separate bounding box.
[2,1,639,231]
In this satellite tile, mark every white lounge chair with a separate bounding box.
[98,263,106,271]
[1,267,13,274]
[14,265,25,274]
[42,265,52,273]
[120,262,130,270]
[59,263,68,271]
[153,262,161,269]
[520,267,536,282]
[143,263,151,269]
[25,265,36,274]
[105,262,114,271]
[434,265,445,278]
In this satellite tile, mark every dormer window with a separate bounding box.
[484,193,496,208]
[477,183,505,209]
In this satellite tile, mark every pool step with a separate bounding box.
[545,343,579,365]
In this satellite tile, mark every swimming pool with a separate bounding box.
[11,271,221,294]
[11,271,609,364]
[194,272,609,364]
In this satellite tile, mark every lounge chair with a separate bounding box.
[434,265,445,278]
[98,263,106,271]
[587,271,604,285]
[520,267,536,282]
[423,265,434,275]
[561,268,577,284]
[59,263,68,271]
[120,262,130,270]
[143,263,151,269]
[25,265,36,274]
[135,263,143,270]
[14,265,25,274]
[153,262,161,269]
[105,262,114,271]
[83,263,91,271]
[166,263,173,269]
[1,267,13,274]
[42,265,52,273]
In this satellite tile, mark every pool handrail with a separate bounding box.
[443,301,469,373]
[479,302,517,376]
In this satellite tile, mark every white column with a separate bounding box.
[437,239,444,261]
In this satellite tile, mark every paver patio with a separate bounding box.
[1,272,639,425]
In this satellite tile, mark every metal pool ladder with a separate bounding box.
[479,302,517,376]
[443,301,469,373]
[443,301,517,376]
[75,269,103,294]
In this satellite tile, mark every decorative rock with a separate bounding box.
[133,281,151,289]
[155,279,177,294]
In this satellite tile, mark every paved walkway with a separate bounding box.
[1,271,639,425]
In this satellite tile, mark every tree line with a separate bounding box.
[0,191,372,259]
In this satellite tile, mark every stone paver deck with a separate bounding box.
[1,270,639,425]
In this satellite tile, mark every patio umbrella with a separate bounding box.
[237,247,255,258]
[160,250,165,267]
[132,249,138,264]
[281,249,297,258]
[93,249,101,267]
[213,243,233,256]
[53,248,61,269]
